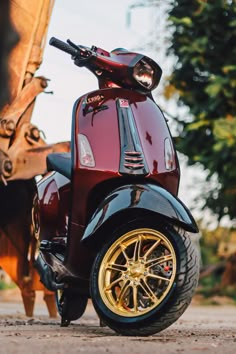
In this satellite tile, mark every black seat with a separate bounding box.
[47,153,72,180]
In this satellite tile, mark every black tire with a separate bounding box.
[90,219,199,336]
[55,289,88,326]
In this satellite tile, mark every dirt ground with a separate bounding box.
[0,289,236,354]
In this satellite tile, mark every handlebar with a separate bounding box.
[49,37,79,57]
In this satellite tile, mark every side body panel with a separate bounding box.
[131,99,179,192]
[37,172,70,241]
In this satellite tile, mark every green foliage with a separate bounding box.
[0,279,16,290]
[167,0,236,221]
[197,224,236,301]
[200,225,223,265]
[198,274,221,298]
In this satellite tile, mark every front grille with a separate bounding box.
[124,151,145,170]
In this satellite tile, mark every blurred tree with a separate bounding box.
[165,0,236,221]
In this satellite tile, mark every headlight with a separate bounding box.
[133,59,155,89]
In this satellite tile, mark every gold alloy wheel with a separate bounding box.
[98,228,177,317]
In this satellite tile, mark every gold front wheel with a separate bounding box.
[98,228,177,317]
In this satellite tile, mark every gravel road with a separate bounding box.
[0,290,236,354]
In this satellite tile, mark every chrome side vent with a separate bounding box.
[124,151,145,170]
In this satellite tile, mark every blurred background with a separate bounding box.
[1,0,236,306]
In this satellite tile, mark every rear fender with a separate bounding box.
[82,184,198,245]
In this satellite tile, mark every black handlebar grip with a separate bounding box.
[49,37,78,57]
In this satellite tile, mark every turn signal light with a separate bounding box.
[164,138,175,170]
[78,134,95,167]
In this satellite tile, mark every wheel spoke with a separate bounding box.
[140,279,158,303]
[146,254,173,267]
[106,263,127,272]
[132,285,138,312]
[133,234,142,261]
[146,272,171,282]
[116,280,130,305]
[105,276,124,291]
[144,239,161,258]
[120,244,130,261]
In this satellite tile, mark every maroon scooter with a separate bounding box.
[34,37,199,336]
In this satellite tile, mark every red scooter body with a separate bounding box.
[37,87,181,274]
[35,37,199,334]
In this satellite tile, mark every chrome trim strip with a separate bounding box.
[116,99,149,176]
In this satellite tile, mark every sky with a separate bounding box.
[33,0,138,141]
[31,0,211,223]
[32,0,168,143]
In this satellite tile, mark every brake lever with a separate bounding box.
[67,39,78,50]
[67,39,93,67]
[67,39,92,58]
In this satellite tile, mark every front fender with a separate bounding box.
[82,184,198,243]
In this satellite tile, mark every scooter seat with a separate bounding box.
[47,153,71,180]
